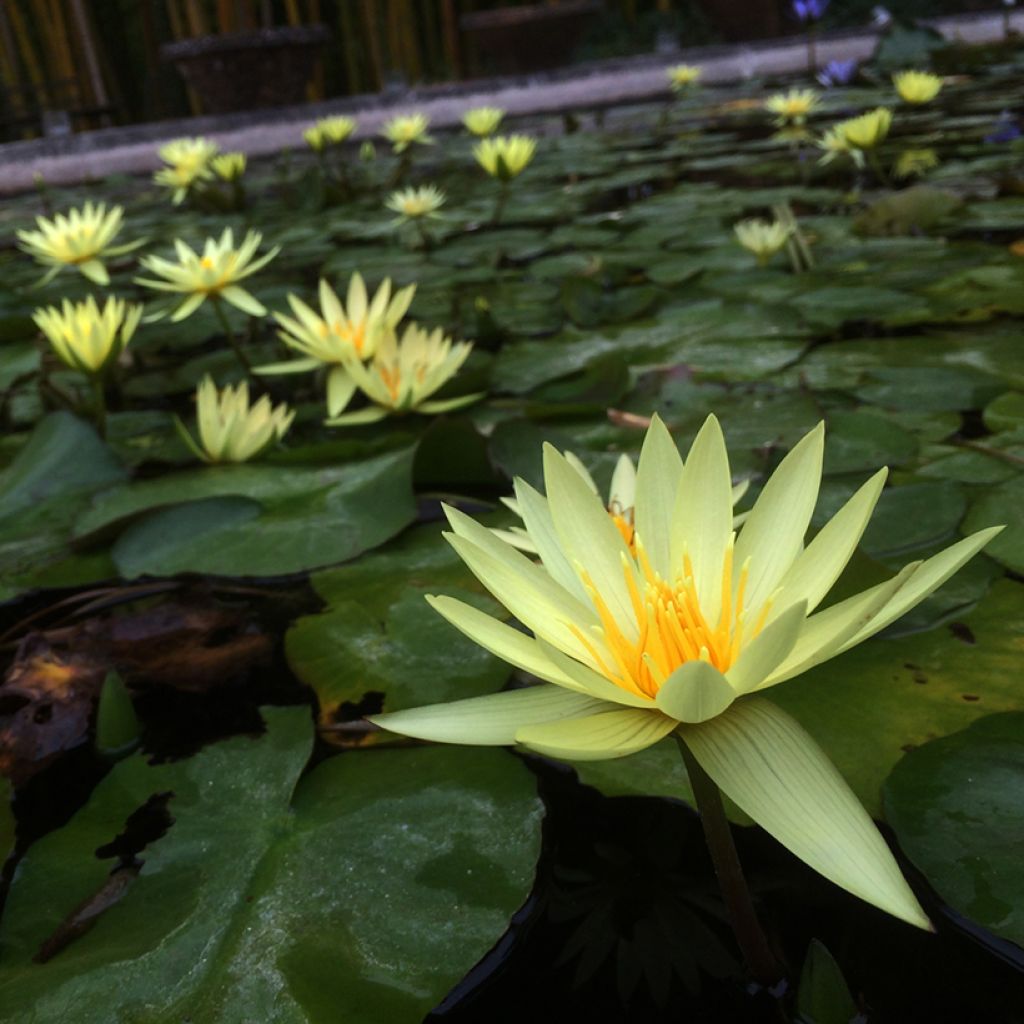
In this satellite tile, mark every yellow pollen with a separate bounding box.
[609,510,635,554]
[200,256,214,269]
[570,541,764,701]
[377,363,402,401]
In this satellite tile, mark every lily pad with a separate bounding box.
[0,707,543,1023]
[884,712,1024,947]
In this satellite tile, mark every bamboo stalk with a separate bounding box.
[439,0,459,79]
[67,0,111,116]
[216,0,235,32]
[337,0,362,94]
[385,0,402,76]
[165,0,186,41]
[182,0,208,36]
[44,0,80,106]
[283,0,300,26]
[359,0,383,91]
[397,0,420,81]
[7,1,50,106]
[0,6,30,123]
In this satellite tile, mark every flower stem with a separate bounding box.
[90,375,107,438]
[675,733,782,986]
[867,149,890,187]
[492,182,510,225]
[212,298,251,377]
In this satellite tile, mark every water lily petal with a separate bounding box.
[78,259,109,285]
[170,291,206,322]
[762,565,917,686]
[516,707,676,760]
[514,478,589,601]
[327,365,358,417]
[672,415,734,624]
[426,594,578,688]
[536,637,654,707]
[681,698,932,929]
[635,413,684,578]
[609,453,637,513]
[544,444,638,637]
[775,468,887,615]
[324,405,390,426]
[839,526,1004,652]
[726,600,807,695]
[220,285,267,318]
[655,659,736,723]
[735,422,824,616]
[371,684,608,745]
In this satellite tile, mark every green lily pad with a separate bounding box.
[884,712,1024,947]
[0,707,543,1023]
[73,448,417,578]
[961,471,1024,574]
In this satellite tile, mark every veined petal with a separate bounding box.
[443,506,598,655]
[426,594,579,689]
[220,285,266,317]
[370,684,609,745]
[681,698,932,930]
[544,445,639,638]
[513,478,589,601]
[609,453,636,513]
[516,707,676,760]
[762,565,917,687]
[327,365,358,417]
[735,422,824,617]
[536,637,654,708]
[416,393,484,414]
[726,600,807,695]
[774,468,887,615]
[324,405,390,426]
[635,413,684,579]
[655,659,736,723]
[170,292,206,322]
[672,415,734,624]
[838,526,1004,652]
[78,259,109,285]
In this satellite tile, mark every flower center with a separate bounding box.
[569,540,769,700]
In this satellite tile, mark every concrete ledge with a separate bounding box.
[0,8,1018,196]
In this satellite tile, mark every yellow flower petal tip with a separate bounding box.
[380,113,432,153]
[462,106,505,137]
[385,185,446,220]
[177,375,294,464]
[33,295,142,376]
[893,70,943,104]
[473,135,537,181]
[667,64,701,90]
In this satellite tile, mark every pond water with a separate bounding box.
[0,32,1023,1024]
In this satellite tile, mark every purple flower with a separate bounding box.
[985,112,1022,144]
[817,58,858,87]
[793,0,829,23]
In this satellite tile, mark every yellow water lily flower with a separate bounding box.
[474,134,537,181]
[386,184,446,221]
[326,323,480,425]
[836,107,892,150]
[265,273,416,415]
[497,449,750,555]
[667,64,701,90]
[17,202,144,286]
[176,375,294,464]
[462,106,505,137]
[304,115,358,151]
[135,229,279,321]
[381,113,433,153]
[893,70,942,105]
[816,124,858,165]
[765,88,820,125]
[33,295,142,376]
[154,136,218,203]
[734,218,792,264]
[371,414,1001,929]
[211,152,246,181]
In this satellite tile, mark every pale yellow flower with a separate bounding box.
[837,107,892,150]
[381,113,433,153]
[893,70,942,105]
[211,153,246,181]
[385,185,446,221]
[765,88,821,125]
[304,115,358,151]
[17,202,143,286]
[667,64,701,91]
[474,135,537,181]
[266,273,416,415]
[176,375,294,464]
[135,229,278,321]
[371,414,1001,929]
[33,295,142,376]
[326,323,481,424]
[817,124,858,165]
[462,106,505,137]
[154,136,218,203]
[734,218,792,264]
